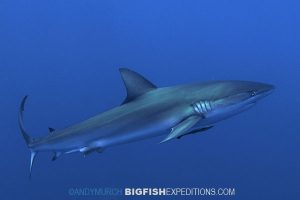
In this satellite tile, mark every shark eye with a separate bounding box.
[249,91,257,97]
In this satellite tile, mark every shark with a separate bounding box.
[19,68,274,176]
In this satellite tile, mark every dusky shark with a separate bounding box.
[19,68,274,176]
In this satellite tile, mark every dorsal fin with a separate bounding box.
[48,127,55,133]
[119,68,157,104]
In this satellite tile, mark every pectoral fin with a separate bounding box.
[177,126,214,139]
[160,115,202,143]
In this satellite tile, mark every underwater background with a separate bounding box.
[1,0,299,199]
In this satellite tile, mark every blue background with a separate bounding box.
[1,0,299,199]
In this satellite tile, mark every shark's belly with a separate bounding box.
[91,114,174,148]
[90,105,189,148]
[41,112,175,152]
[36,102,189,152]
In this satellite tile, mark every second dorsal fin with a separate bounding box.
[48,127,55,133]
[119,68,157,104]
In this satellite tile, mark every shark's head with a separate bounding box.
[215,81,274,106]
[193,81,275,123]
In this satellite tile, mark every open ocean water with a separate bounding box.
[0,0,299,199]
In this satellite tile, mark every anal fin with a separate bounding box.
[52,152,62,161]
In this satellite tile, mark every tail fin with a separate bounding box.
[19,96,33,145]
[18,96,37,178]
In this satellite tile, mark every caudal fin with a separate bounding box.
[18,96,37,178]
[19,96,33,145]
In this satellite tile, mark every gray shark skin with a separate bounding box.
[19,68,274,176]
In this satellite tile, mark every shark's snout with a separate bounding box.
[254,83,275,100]
[259,83,275,92]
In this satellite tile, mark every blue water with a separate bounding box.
[1,0,299,199]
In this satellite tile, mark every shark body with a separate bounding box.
[19,68,274,176]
